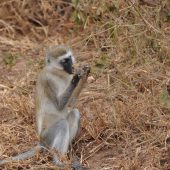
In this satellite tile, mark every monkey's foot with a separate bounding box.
[72,160,83,170]
[52,157,65,169]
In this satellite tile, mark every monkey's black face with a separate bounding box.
[60,56,73,74]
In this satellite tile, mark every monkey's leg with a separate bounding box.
[67,108,80,143]
[42,119,70,168]
[67,109,83,170]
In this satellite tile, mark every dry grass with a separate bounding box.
[0,0,170,169]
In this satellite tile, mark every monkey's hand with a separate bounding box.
[71,74,81,85]
[72,65,90,85]
[82,65,90,77]
[75,65,90,78]
[79,65,91,82]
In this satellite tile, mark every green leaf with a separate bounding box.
[3,53,18,66]
[160,90,170,109]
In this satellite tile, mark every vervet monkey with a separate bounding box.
[0,45,90,170]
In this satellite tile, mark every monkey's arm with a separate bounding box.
[46,74,81,110]
[56,66,90,110]
[67,66,90,107]
[46,66,90,111]
[58,74,82,110]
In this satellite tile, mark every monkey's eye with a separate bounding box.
[62,57,72,64]
[60,56,73,74]
[47,59,50,63]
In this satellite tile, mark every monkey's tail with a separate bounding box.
[0,144,42,165]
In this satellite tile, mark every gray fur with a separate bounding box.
[0,45,89,170]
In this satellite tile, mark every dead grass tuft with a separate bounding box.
[0,0,170,169]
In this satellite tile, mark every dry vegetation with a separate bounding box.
[0,0,170,170]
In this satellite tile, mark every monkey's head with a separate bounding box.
[45,45,75,74]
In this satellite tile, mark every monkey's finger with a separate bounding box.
[82,65,91,74]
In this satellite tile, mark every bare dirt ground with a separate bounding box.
[0,0,170,170]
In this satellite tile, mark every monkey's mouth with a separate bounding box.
[64,65,74,74]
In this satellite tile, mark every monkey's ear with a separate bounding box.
[45,55,51,65]
[45,51,51,64]
[47,58,50,63]
[45,46,52,61]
